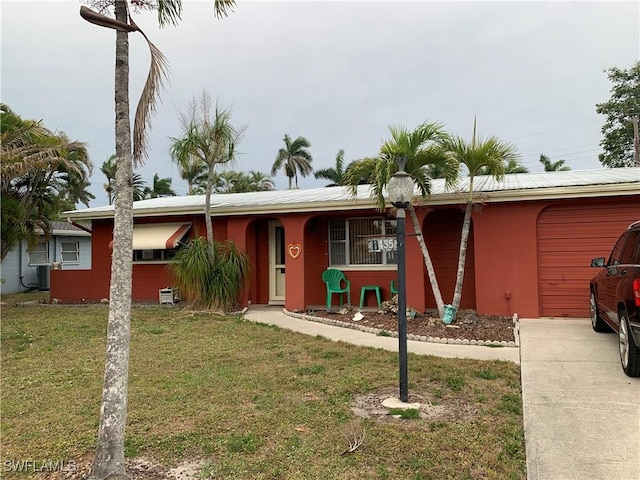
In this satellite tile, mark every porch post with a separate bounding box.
[279,214,308,312]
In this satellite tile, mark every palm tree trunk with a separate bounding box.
[408,206,445,319]
[89,1,133,478]
[452,200,473,313]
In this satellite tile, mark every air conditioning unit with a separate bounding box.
[159,287,180,305]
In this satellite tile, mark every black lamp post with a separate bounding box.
[387,156,413,403]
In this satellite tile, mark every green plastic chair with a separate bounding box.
[390,280,398,299]
[322,269,351,310]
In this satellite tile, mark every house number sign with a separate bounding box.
[368,238,397,253]
[288,243,302,259]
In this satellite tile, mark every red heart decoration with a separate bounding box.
[288,243,301,259]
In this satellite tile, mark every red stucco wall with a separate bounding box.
[473,201,548,317]
[51,194,639,317]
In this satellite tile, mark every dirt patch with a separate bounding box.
[307,308,516,343]
[351,386,478,422]
[43,456,208,480]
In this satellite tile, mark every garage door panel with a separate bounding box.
[538,201,639,317]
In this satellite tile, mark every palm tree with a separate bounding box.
[101,156,117,205]
[212,170,241,193]
[478,158,529,175]
[172,153,207,194]
[80,2,236,478]
[169,91,245,243]
[246,170,275,192]
[345,122,459,319]
[440,119,519,317]
[144,173,176,198]
[1,103,92,261]
[315,149,346,186]
[539,154,570,171]
[102,156,148,202]
[271,134,313,189]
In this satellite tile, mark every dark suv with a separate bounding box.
[590,220,640,377]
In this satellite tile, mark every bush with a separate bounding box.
[168,238,250,310]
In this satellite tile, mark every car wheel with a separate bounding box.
[590,291,609,332]
[618,310,640,377]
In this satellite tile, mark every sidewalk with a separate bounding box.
[244,305,519,362]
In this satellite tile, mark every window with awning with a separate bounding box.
[109,223,192,262]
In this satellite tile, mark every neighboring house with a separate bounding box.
[1,221,92,294]
[53,168,640,318]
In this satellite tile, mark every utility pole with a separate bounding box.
[633,115,640,166]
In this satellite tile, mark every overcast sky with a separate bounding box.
[2,0,639,206]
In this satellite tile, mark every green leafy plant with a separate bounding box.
[168,237,250,310]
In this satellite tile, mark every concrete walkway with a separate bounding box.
[520,318,640,480]
[243,305,520,363]
[244,307,640,480]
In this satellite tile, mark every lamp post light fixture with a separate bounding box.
[387,156,413,403]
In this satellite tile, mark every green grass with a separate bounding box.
[1,294,525,479]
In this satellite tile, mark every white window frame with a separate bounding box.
[60,241,80,264]
[328,217,398,268]
[28,240,49,266]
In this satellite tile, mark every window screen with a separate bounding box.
[329,218,397,266]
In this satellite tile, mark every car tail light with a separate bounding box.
[634,278,640,307]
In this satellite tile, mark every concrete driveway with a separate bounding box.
[520,318,640,480]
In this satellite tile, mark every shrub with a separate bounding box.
[168,237,250,310]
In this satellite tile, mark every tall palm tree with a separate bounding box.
[80,2,236,478]
[144,173,176,198]
[539,154,570,171]
[314,149,346,186]
[440,119,519,316]
[345,122,459,319]
[271,134,313,189]
[169,91,245,243]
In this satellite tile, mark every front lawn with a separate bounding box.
[1,295,525,479]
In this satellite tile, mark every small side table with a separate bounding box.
[359,285,382,309]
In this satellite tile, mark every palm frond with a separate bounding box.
[132,26,170,166]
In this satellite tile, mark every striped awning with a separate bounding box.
[110,223,191,250]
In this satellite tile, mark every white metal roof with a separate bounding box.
[65,167,640,220]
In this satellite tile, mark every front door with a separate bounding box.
[269,222,285,304]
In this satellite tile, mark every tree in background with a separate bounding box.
[345,122,459,319]
[171,144,207,194]
[1,103,93,261]
[478,159,529,175]
[244,170,275,192]
[101,155,149,202]
[596,62,640,168]
[212,170,274,193]
[440,120,519,318]
[80,1,236,478]
[144,173,176,198]
[271,134,313,189]
[539,154,570,172]
[169,91,245,243]
[315,149,346,187]
[101,155,117,205]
